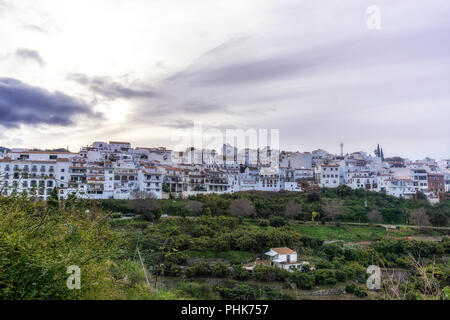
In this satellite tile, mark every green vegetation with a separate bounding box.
[1,188,449,300]
[291,224,387,241]
[101,188,450,227]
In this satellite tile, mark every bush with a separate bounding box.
[314,269,337,285]
[232,265,250,281]
[343,262,367,281]
[252,265,290,282]
[263,286,293,300]
[345,283,356,294]
[290,271,315,290]
[269,216,288,227]
[217,284,256,300]
[316,260,333,270]
[257,219,270,227]
[176,282,219,300]
[335,270,347,282]
[162,263,182,277]
[337,185,352,197]
[211,263,230,278]
[354,286,368,298]
[321,243,344,260]
[184,262,212,278]
[306,192,321,202]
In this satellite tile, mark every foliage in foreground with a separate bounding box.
[0,196,181,300]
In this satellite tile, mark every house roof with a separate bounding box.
[271,247,296,255]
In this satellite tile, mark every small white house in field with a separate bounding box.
[264,247,310,272]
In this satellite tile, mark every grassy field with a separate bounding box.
[290,223,419,242]
[185,250,256,263]
[290,224,387,241]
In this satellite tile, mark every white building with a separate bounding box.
[264,248,309,271]
[315,164,343,188]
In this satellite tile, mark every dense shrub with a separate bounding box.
[184,262,212,278]
[211,263,230,278]
[314,269,337,285]
[176,282,219,300]
[290,271,315,290]
[161,263,182,277]
[217,284,256,300]
[321,243,344,260]
[354,286,368,298]
[343,262,367,281]
[335,270,347,282]
[232,265,250,281]
[345,283,356,294]
[257,219,270,227]
[269,216,288,227]
[252,266,290,282]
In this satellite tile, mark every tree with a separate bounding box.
[306,191,320,202]
[322,200,344,222]
[47,187,59,209]
[129,191,160,221]
[229,199,256,218]
[374,144,381,158]
[186,200,203,215]
[312,211,320,222]
[284,201,302,219]
[337,185,352,197]
[203,207,212,216]
[409,208,431,229]
[368,209,383,223]
[0,197,122,299]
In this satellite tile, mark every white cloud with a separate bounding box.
[0,0,449,159]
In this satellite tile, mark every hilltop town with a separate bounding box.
[0,141,448,204]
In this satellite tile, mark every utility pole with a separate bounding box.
[136,232,152,290]
[154,238,169,289]
[364,188,368,208]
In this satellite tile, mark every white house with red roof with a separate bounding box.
[264,247,310,272]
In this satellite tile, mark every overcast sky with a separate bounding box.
[0,0,449,160]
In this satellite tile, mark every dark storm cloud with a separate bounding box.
[15,48,45,66]
[67,73,157,100]
[0,77,103,128]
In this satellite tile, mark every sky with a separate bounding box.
[0,0,449,160]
